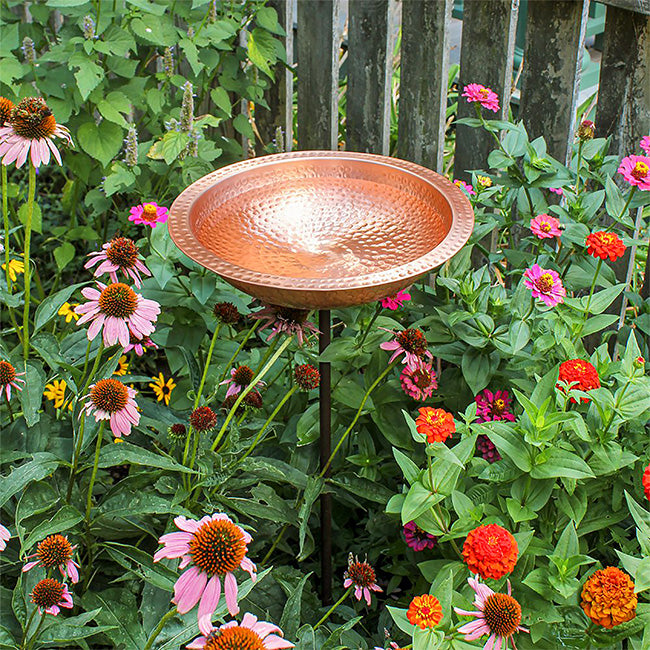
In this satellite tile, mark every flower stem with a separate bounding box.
[607,185,636,232]
[217,320,260,385]
[313,587,352,630]
[574,258,602,341]
[254,336,279,374]
[21,608,37,649]
[143,607,178,650]
[24,611,44,650]
[194,323,221,409]
[85,422,106,521]
[261,522,289,565]
[22,162,36,361]
[574,140,583,194]
[358,303,382,348]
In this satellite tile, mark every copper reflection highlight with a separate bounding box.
[169,151,474,309]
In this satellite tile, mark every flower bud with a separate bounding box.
[180,81,194,133]
[123,126,138,168]
[82,15,96,40]
[577,119,595,141]
[21,37,36,64]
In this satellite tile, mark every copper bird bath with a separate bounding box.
[169,150,474,603]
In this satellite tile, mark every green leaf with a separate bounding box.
[478,422,531,472]
[77,121,124,168]
[161,130,188,165]
[19,361,46,427]
[387,606,414,635]
[0,453,61,508]
[554,522,579,559]
[18,202,42,234]
[97,443,196,473]
[34,282,86,333]
[211,87,232,116]
[605,175,626,218]
[530,447,595,480]
[247,28,277,78]
[401,482,444,524]
[233,114,255,141]
[39,612,116,643]
[586,284,625,314]
[461,349,494,394]
[298,477,323,560]
[279,572,311,638]
[105,543,178,591]
[73,60,104,100]
[22,505,83,553]
[54,242,75,271]
[393,448,420,485]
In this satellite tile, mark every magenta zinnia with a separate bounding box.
[343,553,382,605]
[641,136,650,155]
[403,521,437,552]
[618,154,650,190]
[400,362,437,401]
[82,378,140,438]
[475,389,515,423]
[523,264,566,307]
[128,201,169,227]
[530,214,561,239]
[380,289,411,310]
[84,237,151,288]
[462,84,500,112]
[454,179,476,196]
[22,534,80,583]
[75,281,160,348]
[154,513,257,635]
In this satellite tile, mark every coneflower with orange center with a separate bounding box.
[30,578,74,616]
[82,378,140,438]
[22,534,80,583]
[343,553,382,605]
[0,360,25,401]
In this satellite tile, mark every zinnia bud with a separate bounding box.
[577,119,595,141]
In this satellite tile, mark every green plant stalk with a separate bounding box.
[313,587,352,630]
[85,422,106,521]
[254,336,279,374]
[211,336,292,452]
[20,609,37,649]
[22,162,36,361]
[3,165,11,290]
[194,323,221,409]
[358,303,382,348]
[261,522,289,565]
[319,360,398,477]
[606,185,636,232]
[24,611,45,650]
[217,320,261,385]
[143,607,178,650]
[574,258,603,341]
[600,372,638,440]
[574,139,584,194]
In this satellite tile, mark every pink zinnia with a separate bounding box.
[0,523,10,551]
[0,360,25,401]
[549,187,564,196]
[403,521,437,552]
[22,534,80,584]
[82,378,140,438]
[30,578,73,616]
[475,389,515,423]
[220,365,265,399]
[530,214,561,239]
[128,202,169,228]
[187,613,294,650]
[154,513,256,635]
[343,554,382,606]
[462,84,500,112]
[84,237,151,288]
[251,304,319,346]
[454,179,476,196]
[380,289,411,310]
[124,331,158,356]
[641,136,650,155]
[523,264,566,307]
[455,575,528,650]
[0,97,72,168]
[400,362,437,401]
[380,327,432,370]
[75,281,160,348]
[618,154,650,190]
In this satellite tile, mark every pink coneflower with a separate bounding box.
[153,513,256,634]
[475,389,515,423]
[618,155,650,190]
[75,281,160,348]
[454,179,476,196]
[82,378,140,438]
[343,553,382,606]
[380,328,432,369]
[22,534,80,583]
[529,214,561,239]
[124,330,158,356]
[523,264,566,307]
[462,84,500,112]
[0,97,72,168]
[251,304,319,346]
[128,201,169,228]
[30,578,73,616]
[403,521,437,551]
[380,289,411,310]
[220,365,265,399]
[455,575,528,650]
[187,613,294,650]
[400,362,437,401]
[549,187,564,196]
[641,136,650,155]
[0,360,25,400]
[0,523,10,551]
[84,237,151,288]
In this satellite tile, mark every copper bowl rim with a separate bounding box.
[168,150,474,293]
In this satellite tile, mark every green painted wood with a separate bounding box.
[597,0,650,15]
[518,0,590,165]
[454,0,519,180]
[397,0,453,172]
[346,0,392,154]
[296,0,340,150]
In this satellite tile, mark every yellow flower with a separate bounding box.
[43,379,72,410]
[58,302,79,323]
[113,355,129,376]
[2,258,25,283]
[477,175,493,188]
[149,373,176,406]
[113,437,124,443]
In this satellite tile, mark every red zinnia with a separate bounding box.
[643,462,650,502]
[415,407,455,444]
[462,524,518,580]
[586,231,626,262]
[557,359,600,403]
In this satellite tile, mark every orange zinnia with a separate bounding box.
[586,231,626,262]
[415,407,455,443]
[407,594,443,629]
[462,524,518,580]
[581,567,637,628]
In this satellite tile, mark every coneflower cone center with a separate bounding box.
[98,283,138,317]
[232,366,254,386]
[11,98,57,139]
[205,627,265,650]
[346,561,376,587]
[141,204,159,221]
[31,579,64,608]
[106,237,138,268]
[483,593,521,637]
[90,379,128,413]
[397,329,427,356]
[189,519,247,576]
[36,535,72,567]
[0,361,16,384]
[0,97,14,125]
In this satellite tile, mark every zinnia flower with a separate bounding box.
[462,524,518,580]
[0,97,72,168]
[343,553,382,605]
[43,379,71,410]
[586,231,626,262]
[186,613,294,650]
[124,331,158,356]
[529,214,561,239]
[475,389,515,423]
[150,373,176,405]
[523,264,566,307]
[84,237,151,288]
[213,301,241,325]
[549,187,564,196]
[251,304,319,346]
[642,462,650,502]
[557,359,600,402]
[58,302,79,322]
[153,513,257,634]
[294,364,320,391]
[641,136,650,155]
[0,523,10,551]
[403,521,437,552]
[75,281,160,348]
[30,578,73,616]
[0,360,25,400]
[462,84,500,112]
[400,362,437,401]
[82,378,140,438]
[2,258,24,283]
[190,406,218,433]
[618,154,650,190]
[380,289,411,310]
[380,328,432,369]
[129,201,169,227]
[220,365,264,399]
[476,435,501,463]
[22,534,80,583]
[581,567,637,628]
[454,575,528,649]
[454,179,476,196]
[407,594,443,629]
[415,407,455,444]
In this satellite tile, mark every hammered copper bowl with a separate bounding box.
[168,151,474,310]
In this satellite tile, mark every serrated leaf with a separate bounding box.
[77,121,123,168]
[54,242,75,271]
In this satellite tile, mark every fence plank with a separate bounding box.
[595,5,650,158]
[346,0,393,154]
[296,0,340,150]
[597,0,650,15]
[397,0,452,172]
[519,0,590,165]
[454,0,519,181]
